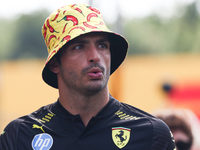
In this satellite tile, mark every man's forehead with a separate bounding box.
[73,32,109,42]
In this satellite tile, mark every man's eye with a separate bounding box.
[99,44,108,49]
[74,45,83,50]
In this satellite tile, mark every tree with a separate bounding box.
[8,10,50,59]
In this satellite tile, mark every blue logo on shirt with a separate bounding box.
[32,133,53,150]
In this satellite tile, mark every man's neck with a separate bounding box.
[58,87,110,127]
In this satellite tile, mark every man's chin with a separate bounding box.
[84,83,106,95]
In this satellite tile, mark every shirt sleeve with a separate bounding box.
[151,118,176,150]
[0,119,22,150]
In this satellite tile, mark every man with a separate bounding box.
[0,3,176,150]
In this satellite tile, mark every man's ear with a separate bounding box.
[49,57,59,74]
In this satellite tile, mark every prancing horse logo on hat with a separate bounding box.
[112,127,131,149]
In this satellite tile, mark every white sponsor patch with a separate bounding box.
[32,133,53,150]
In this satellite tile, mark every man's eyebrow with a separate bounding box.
[69,39,89,45]
[69,38,109,45]
[96,38,110,43]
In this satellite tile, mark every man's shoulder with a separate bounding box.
[3,102,56,132]
[0,102,57,149]
[29,102,56,118]
[117,101,171,130]
[117,101,175,149]
[110,96,156,119]
[3,116,25,132]
[118,101,156,120]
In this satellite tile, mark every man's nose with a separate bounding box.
[88,45,100,63]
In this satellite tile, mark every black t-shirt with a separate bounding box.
[0,96,176,150]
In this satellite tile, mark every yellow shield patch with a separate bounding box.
[112,127,131,149]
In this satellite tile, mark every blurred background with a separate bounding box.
[0,0,200,149]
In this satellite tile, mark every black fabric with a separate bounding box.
[0,96,175,150]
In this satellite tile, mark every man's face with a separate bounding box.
[55,32,111,95]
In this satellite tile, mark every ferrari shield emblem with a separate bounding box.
[112,127,131,149]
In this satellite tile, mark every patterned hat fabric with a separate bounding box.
[42,3,128,88]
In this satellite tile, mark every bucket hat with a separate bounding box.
[42,3,128,88]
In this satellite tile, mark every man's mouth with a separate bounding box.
[87,68,103,79]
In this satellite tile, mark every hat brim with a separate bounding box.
[42,31,128,88]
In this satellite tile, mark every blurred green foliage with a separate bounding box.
[0,10,49,60]
[124,2,200,55]
[0,2,200,60]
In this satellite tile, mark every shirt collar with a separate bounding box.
[53,95,120,119]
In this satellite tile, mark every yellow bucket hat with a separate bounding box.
[42,3,128,88]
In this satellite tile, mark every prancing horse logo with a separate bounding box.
[115,130,127,143]
[112,127,131,149]
[33,124,45,133]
